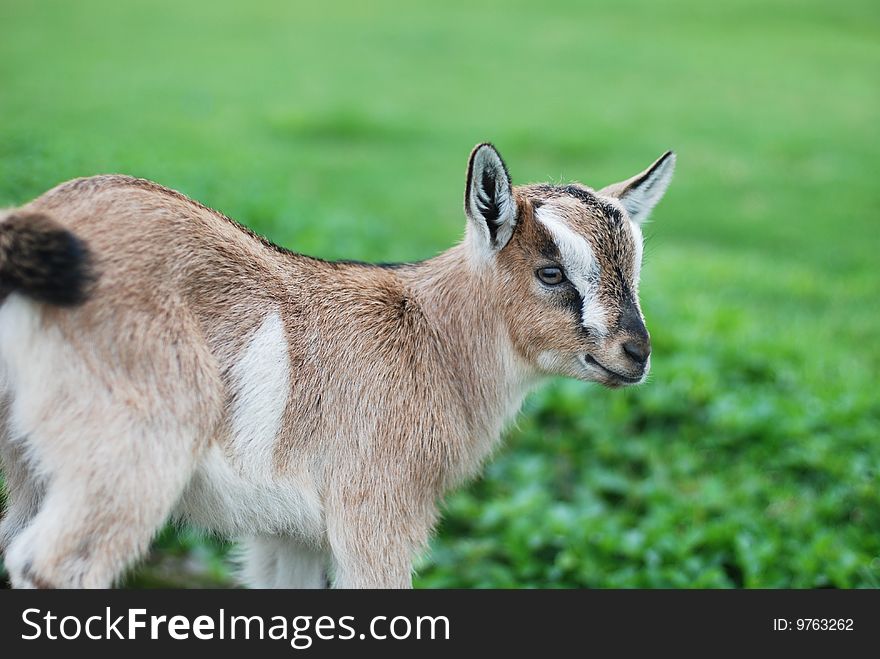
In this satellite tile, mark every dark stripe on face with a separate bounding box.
[527,210,590,337]
[536,230,561,263]
[532,184,623,224]
[614,264,635,303]
[559,185,598,208]
[618,298,647,338]
[556,283,589,334]
[532,220,593,336]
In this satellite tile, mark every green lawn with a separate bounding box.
[1,0,878,587]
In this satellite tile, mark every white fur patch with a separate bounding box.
[535,207,609,336]
[177,446,323,539]
[175,311,322,540]
[229,311,290,466]
[0,295,94,476]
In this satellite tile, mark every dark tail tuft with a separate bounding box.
[0,212,95,306]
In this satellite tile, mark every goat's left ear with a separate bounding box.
[600,150,676,225]
[465,143,517,251]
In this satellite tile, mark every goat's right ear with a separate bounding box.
[465,143,517,253]
[599,150,676,225]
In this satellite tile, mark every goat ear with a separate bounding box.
[465,143,517,252]
[600,151,676,225]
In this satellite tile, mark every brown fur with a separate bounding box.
[0,144,673,588]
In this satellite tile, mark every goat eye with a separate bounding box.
[537,266,565,285]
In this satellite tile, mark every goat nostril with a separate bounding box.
[622,340,651,365]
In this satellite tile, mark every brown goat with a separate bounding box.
[0,143,674,588]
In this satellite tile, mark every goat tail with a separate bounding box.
[0,210,95,306]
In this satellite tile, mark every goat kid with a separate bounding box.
[0,143,674,588]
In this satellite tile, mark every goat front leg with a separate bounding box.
[241,535,329,588]
[326,485,437,589]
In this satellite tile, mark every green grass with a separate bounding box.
[0,0,878,587]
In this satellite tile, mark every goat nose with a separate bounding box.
[622,338,651,365]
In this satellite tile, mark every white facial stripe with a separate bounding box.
[535,207,608,336]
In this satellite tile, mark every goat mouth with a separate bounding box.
[580,354,643,384]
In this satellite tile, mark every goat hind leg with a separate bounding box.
[0,295,221,588]
[241,535,328,588]
[0,428,44,553]
[4,419,200,589]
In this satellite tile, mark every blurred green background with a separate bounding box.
[0,0,878,587]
